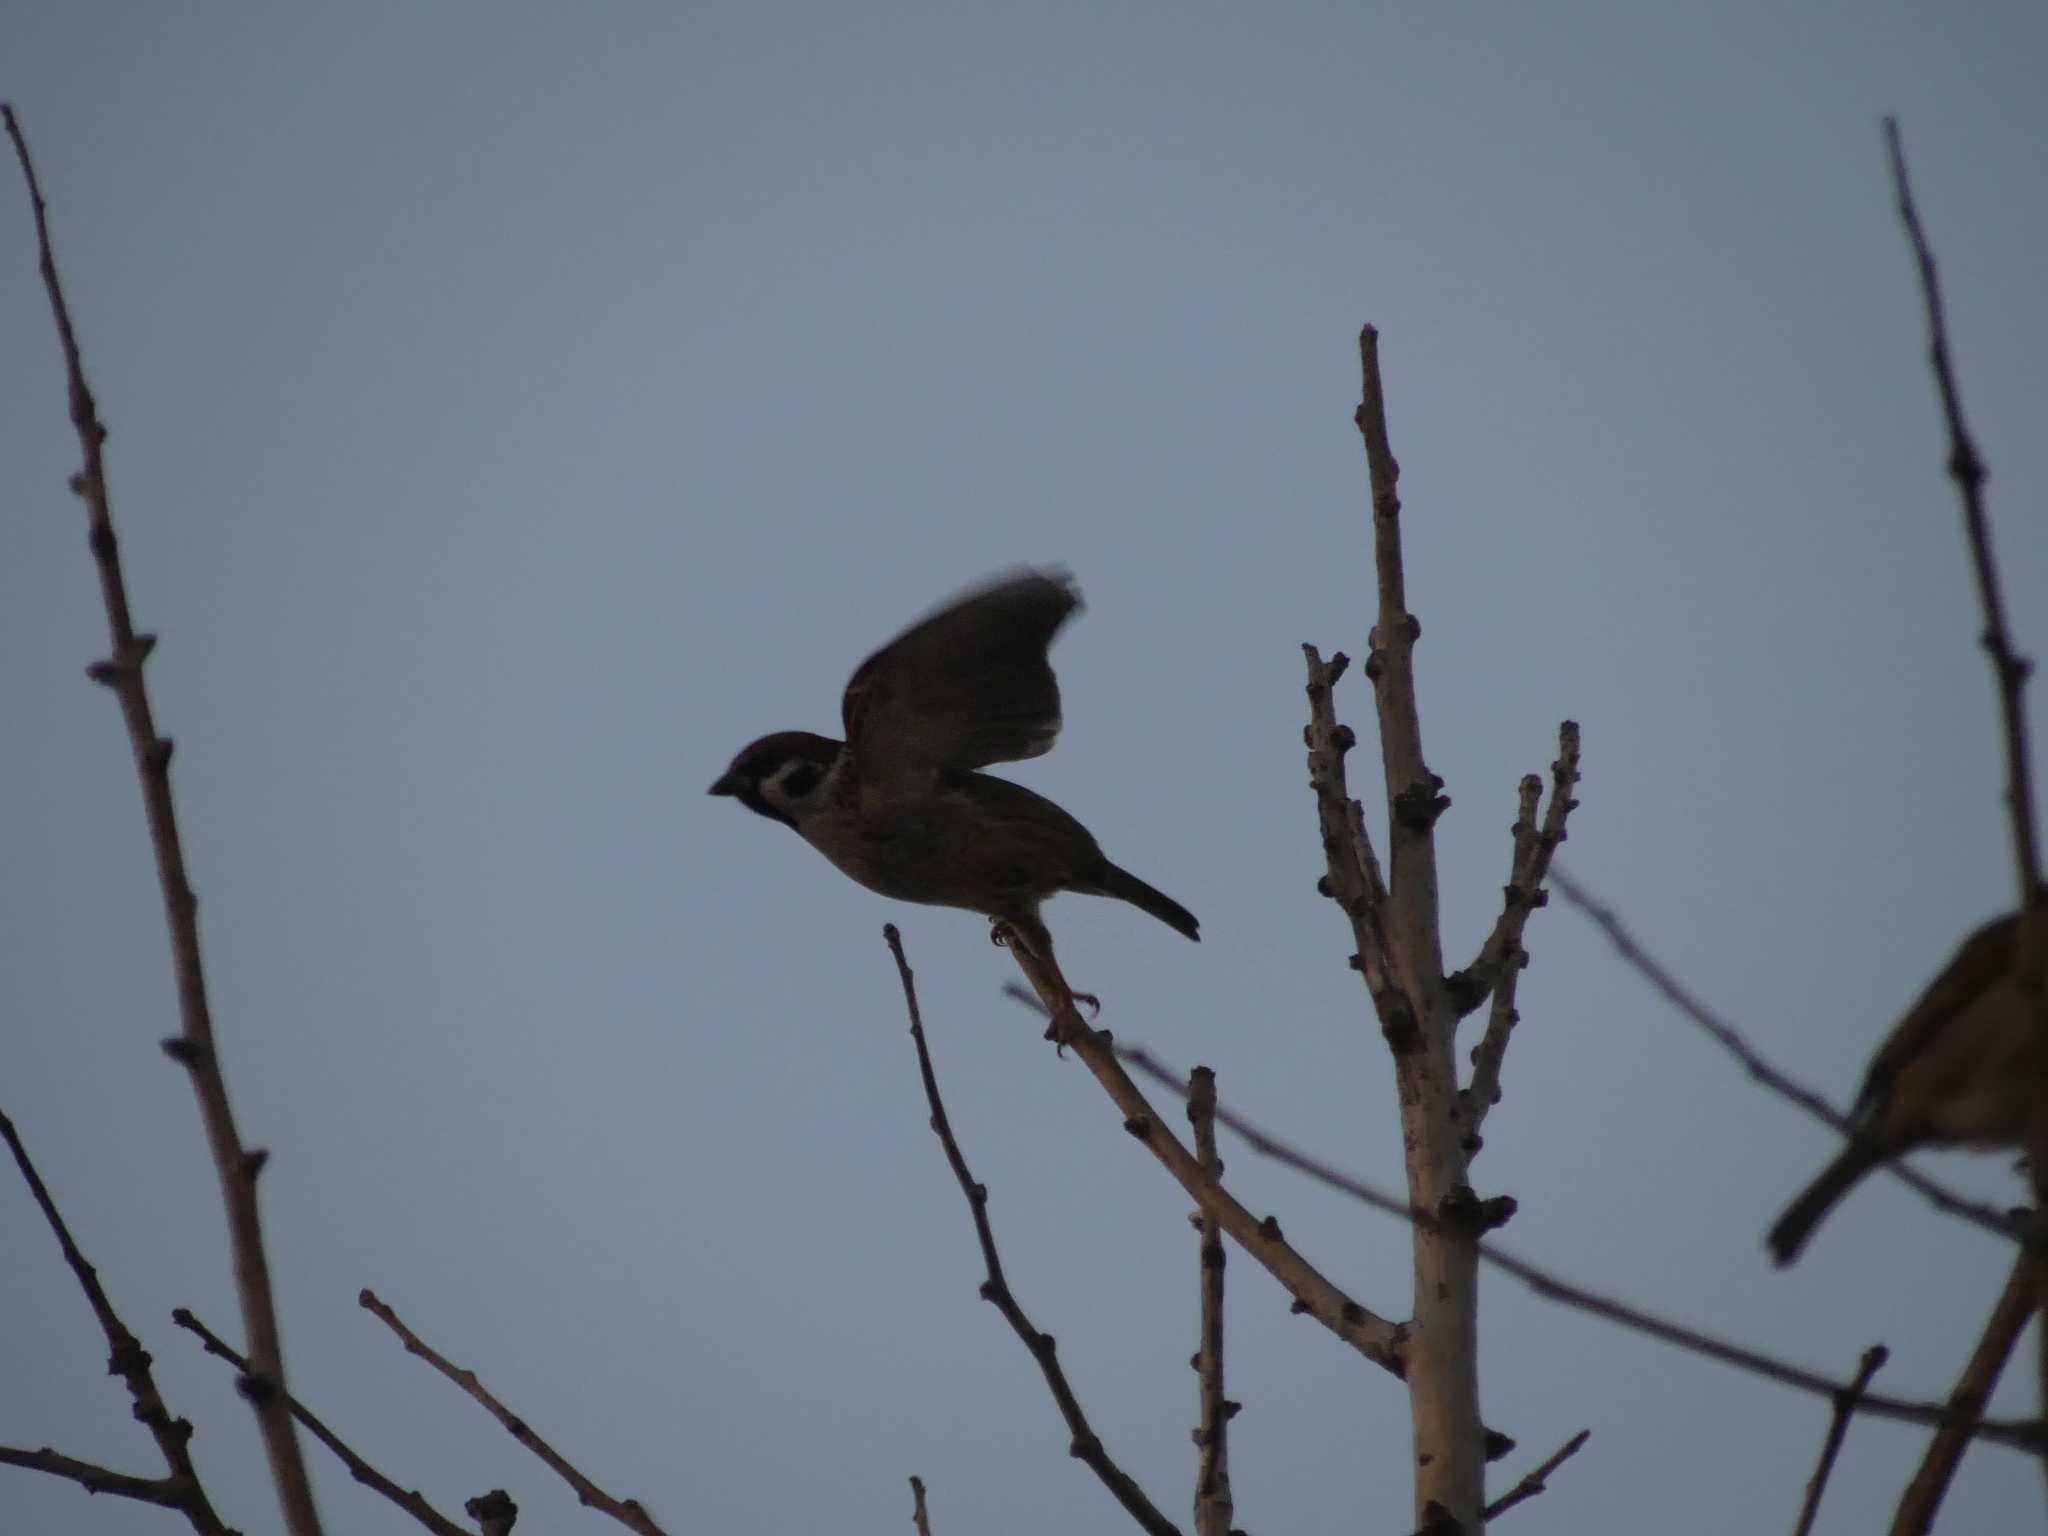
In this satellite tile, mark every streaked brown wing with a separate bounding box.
[1858,909,2022,1107]
[842,570,1081,784]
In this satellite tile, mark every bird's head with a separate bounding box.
[709,732,843,828]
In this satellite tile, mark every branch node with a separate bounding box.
[235,1371,279,1406]
[1442,969,1483,1014]
[1392,780,1449,830]
[1377,994,1422,1054]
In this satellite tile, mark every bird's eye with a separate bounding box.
[778,760,822,799]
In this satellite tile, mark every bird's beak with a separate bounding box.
[708,772,740,796]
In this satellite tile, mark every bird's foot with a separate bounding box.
[1043,1003,1089,1049]
[1041,992,1101,1053]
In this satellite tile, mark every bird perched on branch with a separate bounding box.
[710,571,1198,1012]
[1766,901,2045,1266]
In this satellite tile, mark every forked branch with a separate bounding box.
[175,1308,471,1536]
[1115,1046,2046,1455]
[1,1107,229,1533]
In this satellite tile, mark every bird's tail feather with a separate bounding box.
[1767,1142,1883,1267]
[1092,864,1200,942]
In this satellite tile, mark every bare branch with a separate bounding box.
[175,1309,471,1536]
[1891,1254,2041,1536]
[3,103,321,1536]
[885,927,1181,1536]
[358,1289,666,1536]
[2,1107,229,1534]
[1354,326,1449,1006]
[0,1445,190,1510]
[999,984,1408,1377]
[1551,867,2027,1249]
[1348,323,1484,1529]
[1883,118,2041,907]
[1481,1429,1590,1525]
[1454,723,1581,1023]
[1116,1046,2047,1455]
[1187,1068,1234,1536]
[1793,1344,1889,1536]
[1303,647,1398,1013]
[1463,723,1583,1149]
[909,1475,932,1536]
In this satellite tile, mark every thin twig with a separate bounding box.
[1551,867,2027,1249]
[1793,1344,1889,1536]
[1463,724,1582,1149]
[1481,1428,1590,1524]
[174,1309,471,1536]
[358,1289,666,1536]
[0,1445,190,1510]
[1115,1046,2047,1455]
[1891,1254,2041,1536]
[4,102,321,1536]
[1883,118,2041,908]
[1455,724,1581,1020]
[1188,1068,1234,1536]
[997,984,1408,1377]
[909,1475,932,1536]
[1,1107,229,1534]
[884,927,1181,1536]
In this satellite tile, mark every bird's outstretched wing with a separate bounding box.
[842,570,1081,789]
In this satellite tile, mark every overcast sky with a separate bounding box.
[5,5,2046,1533]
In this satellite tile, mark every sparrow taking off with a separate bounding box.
[710,571,1199,984]
[1766,901,2045,1266]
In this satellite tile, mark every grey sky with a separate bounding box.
[4,4,2046,1532]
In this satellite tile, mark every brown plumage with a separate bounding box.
[710,571,1199,966]
[1766,901,2045,1266]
